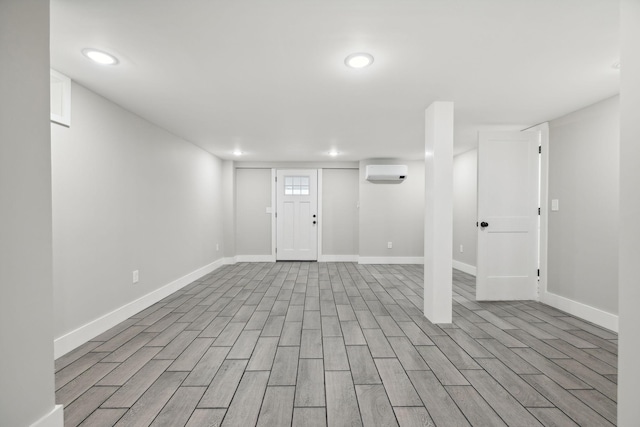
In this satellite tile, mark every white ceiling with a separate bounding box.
[50,0,620,161]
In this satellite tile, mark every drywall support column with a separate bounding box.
[0,1,62,426]
[618,1,640,425]
[221,160,236,260]
[423,102,454,323]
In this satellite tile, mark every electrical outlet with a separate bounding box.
[387,242,393,249]
[459,244,464,253]
[133,270,139,284]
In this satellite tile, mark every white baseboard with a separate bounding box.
[540,291,618,332]
[232,255,422,264]
[452,260,476,276]
[222,257,237,265]
[54,258,227,358]
[358,256,424,265]
[318,254,359,262]
[31,405,63,427]
[235,255,276,262]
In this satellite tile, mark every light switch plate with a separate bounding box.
[551,199,559,211]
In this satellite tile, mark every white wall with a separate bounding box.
[0,1,57,426]
[452,149,478,272]
[322,169,359,257]
[359,159,425,261]
[235,168,273,256]
[51,82,224,342]
[618,0,640,424]
[547,96,619,316]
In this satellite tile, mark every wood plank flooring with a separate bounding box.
[55,263,618,426]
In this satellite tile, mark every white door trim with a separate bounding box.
[317,169,323,262]
[271,168,277,259]
[528,122,549,301]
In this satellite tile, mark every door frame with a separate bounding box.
[528,122,549,302]
[476,130,540,300]
[478,123,547,300]
[271,168,322,261]
[472,124,549,302]
[270,169,277,259]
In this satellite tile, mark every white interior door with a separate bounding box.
[276,170,318,261]
[477,131,539,300]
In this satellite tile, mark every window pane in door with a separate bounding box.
[284,175,310,196]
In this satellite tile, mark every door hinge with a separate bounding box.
[538,146,542,154]
[537,269,540,277]
[538,207,540,215]
[275,212,277,218]
[275,176,277,182]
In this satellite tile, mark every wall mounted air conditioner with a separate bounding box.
[365,165,408,181]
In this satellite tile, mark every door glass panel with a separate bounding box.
[284,175,310,196]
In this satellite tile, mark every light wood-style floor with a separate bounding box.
[55,262,618,426]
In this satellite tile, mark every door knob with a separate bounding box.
[480,221,489,228]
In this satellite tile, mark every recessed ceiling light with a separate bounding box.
[233,150,243,156]
[82,48,119,65]
[328,150,340,156]
[345,52,374,69]
[612,61,621,70]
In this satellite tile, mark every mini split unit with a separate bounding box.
[365,164,408,181]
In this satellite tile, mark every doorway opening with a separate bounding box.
[275,169,319,261]
[475,126,547,301]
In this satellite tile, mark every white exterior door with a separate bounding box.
[477,131,539,300]
[276,169,318,261]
